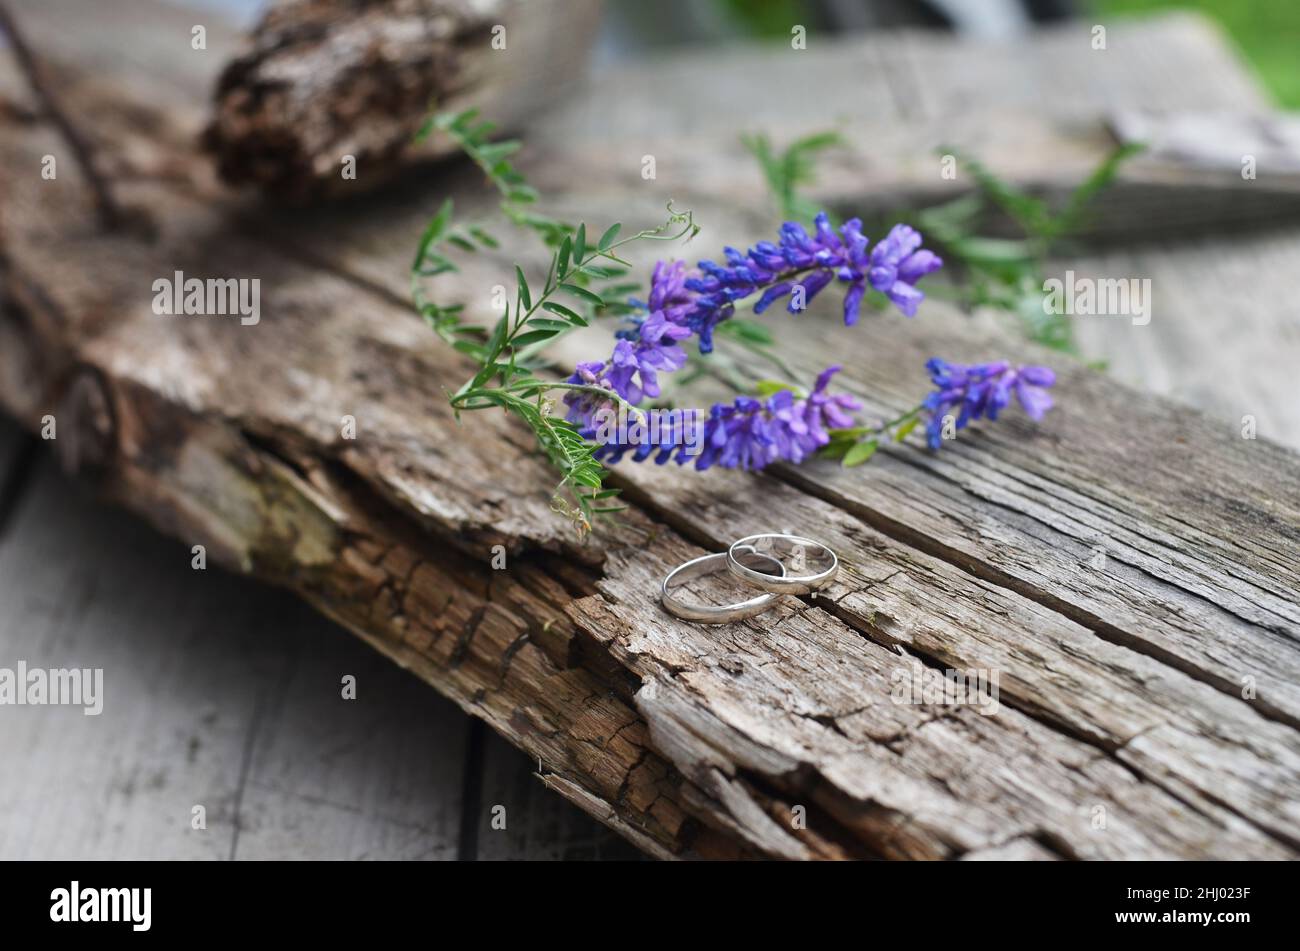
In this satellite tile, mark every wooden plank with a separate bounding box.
[4,158,1293,858]
[1069,233,1300,449]
[2,4,1298,859]
[0,454,467,859]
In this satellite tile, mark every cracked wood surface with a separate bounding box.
[1,2,1298,858]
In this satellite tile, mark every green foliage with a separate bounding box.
[411,109,699,533]
[741,130,844,224]
[919,143,1145,354]
[821,406,922,466]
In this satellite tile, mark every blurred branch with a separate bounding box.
[0,1,121,229]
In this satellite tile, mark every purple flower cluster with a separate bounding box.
[593,366,862,472]
[690,215,943,350]
[563,215,942,431]
[562,261,693,430]
[553,214,1059,474]
[921,359,1056,449]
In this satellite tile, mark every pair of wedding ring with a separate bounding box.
[660,533,839,624]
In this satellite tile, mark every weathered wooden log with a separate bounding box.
[2,2,1299,858]
[203,0,602,200]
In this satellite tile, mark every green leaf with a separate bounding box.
[1048,141,1146,239]
[525,317,572,333]
[944,146,1050,233]
[720,318,774,345]
[477,140,521,164]
[558,283,604,307]
[557,236,572,279]
[412,198,453,270]
[515,265,532,310]
[446,108,479,132]
[597,223,621,251]
[574,223,587,265]
[469,226,499,249]
[509,329,558,348]
[485,314,508,356]
[893,417,920,443]
[753,378,801,399]
[582,264,627,279]
[819,439,852,461]
[542,301,587,326]
[742,129,842,223]
[452,340,487,358]
[843,439,879,467]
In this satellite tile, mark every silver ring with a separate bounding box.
[725,533,838,595]
[661,547,786,624]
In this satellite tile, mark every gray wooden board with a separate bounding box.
[475,730,645,861]
[0,452,458,858]
[1067,233,1300,450]
[0,449,553,857]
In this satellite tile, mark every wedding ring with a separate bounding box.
[726,533,838,595]
[660,546,787,624]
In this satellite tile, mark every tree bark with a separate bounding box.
[203,0,603,200]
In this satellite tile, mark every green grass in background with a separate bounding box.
[1096,0,1300,107]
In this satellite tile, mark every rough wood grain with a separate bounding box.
[2,4,1298,859]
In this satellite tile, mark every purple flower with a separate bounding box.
[868,224,944,317]
[592,365,863,472]
[643,260,696,326]
[563,308,689,426]
[566,213,941,458]
[563,360,618,430]
[922,358,1056,449]
[804,364,862,441]
[686,213,942,342]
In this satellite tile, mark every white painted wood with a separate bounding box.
[0,453,468,859]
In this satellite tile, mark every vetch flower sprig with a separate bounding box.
[565,217,1058,473]
[412,108,1058,534]
[920,359,1056,449]
[693,215,942,341]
